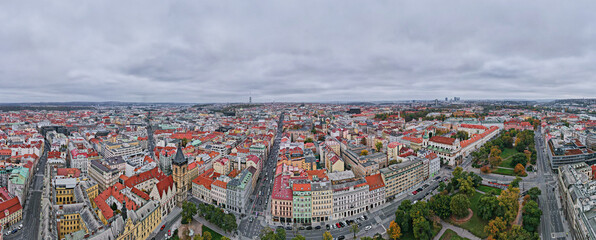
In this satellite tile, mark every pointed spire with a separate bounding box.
[173,142,187,166]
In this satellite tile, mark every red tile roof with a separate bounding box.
[402,136,423,144]
[459,124,488,130]
[292,183,311,192]
[0,197,21,220]
[212,180,227,189]
[155,176,175,198]
[365,173,385,191]
[272,175,292,201]
[56,168,81,178]
[429,136,456,145]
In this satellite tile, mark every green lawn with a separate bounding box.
[448,191,488,239]
[499,158,513,168]
[202,225,223,240]
[492,167,516,176]
[477,185,502,195]
[440,229,471,240]
[500,148,517,159]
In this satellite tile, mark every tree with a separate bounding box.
[259,227,276,240]
[394,200,412,232]
[181,138,190,146]
[375,142,383,152]
[485,217,508,240]
[510,177,522,188]
[429,194,452,219]
[450,194,471,218]
[193,235,204,240]
[478,194,501,220]
[360,137,367,146]
[498,187,520,223]
[291,234,306,240]
[387,221,402,240]
[438,182,446,192]
[182,201,198,224]
[360,150,369,156]
[111,202,117,210]
[514,163,526,176]
[275,228,286,240]
[222,214,238,232]
[452,167,463,179]
[360,237,374,240]
[527,187,541,201]
[412,216,432,240]
[457,177,475,197]
[511,153,528,168]
[502,135,513,148]
[477,194,502,220]
[323,231,333,240]
[221,237,231,240]
[409,201,430,221]
[304,138,313,143]
[350,223,360,239]
[507,225,539,240]
[480,165,491,173]
[488,146,502,168]
[453,131,469,140]
[203,231,212,240]
[522,200,542,233]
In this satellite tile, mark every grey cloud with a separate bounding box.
[0,0,595,103]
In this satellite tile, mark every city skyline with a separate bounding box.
[1,1,596,103]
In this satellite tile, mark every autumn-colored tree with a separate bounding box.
[488,146,502,168]
[498,187,520,223]
[485,217,508,240]
[387,221,402,240]
[524,150,532,162]
[522,195,531,205]
[360,150,369,156]
[514,163,526,176]
[322,231,333,240]
[203,231,212,240]
[480,165,491,173]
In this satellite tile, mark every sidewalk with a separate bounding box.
[433,220,481,240]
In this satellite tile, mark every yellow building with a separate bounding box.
[380,157,427,198]
[57,212,85,239]
[82,180,99,208]
[54,178,77,205]
[117,201,161,240]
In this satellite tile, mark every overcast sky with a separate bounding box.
[1,1,595,103]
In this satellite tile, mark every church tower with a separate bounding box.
[172,144,188,204]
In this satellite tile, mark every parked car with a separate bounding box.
[315,226,321,230]
[338,235,345,240]
[412,190,418,195]
[161,225,166,231]
[306,226,313,230]
[326,224,330,230]
[363,215,368,220]
[365,225,372,231]
[285,226,292,230]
